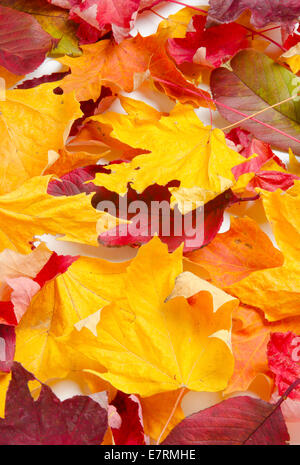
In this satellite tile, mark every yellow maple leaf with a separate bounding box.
[0,82,82,195]
[91,100,247,211]
[228,184,300,321]
[0,175,116,253]
[13,253,132,385]
[66,237,237,397]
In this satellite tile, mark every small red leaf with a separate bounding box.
[110,392,146,445]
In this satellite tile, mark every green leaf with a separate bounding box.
[211,49,300,155]
[0,0,82,57]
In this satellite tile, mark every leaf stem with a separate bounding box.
[242,378,300,444]
[221,95,298,131]
[156,387,186,445]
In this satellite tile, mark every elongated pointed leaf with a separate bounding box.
[211,50,300,155]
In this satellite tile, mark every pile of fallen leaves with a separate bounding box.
[0,0,299,445]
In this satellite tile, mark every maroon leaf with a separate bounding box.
[0,363,108,444]
[48,165,256,252]
[0,5,56,74]
[168,15,248,67]
[211,50,300,155]
[0,325,15,373]
[207,0,300,31]
[162,390,295,445]
[17,71,70,90]
[110,392,146,445]
[268,332,300,400]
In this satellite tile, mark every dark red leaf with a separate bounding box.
[0,5,56,74]
[162,393,291,445]
[48,164,256,252]
[207,0,300,31]
[0,363,108,444]
[17,71,70,90]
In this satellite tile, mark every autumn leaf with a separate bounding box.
[0,363,108,445]
[228,185,300,321]
[168,14,248,67]
[58,33,212,106]
[0,0,81,57]
[90,100,248,211]
[226,305,300,396]
[228,129,299,193]
[0,82,82,194]
[48,163,254,252]
[140,390,184,443]
[185,217,284,287]
[51,0,163,43]
[162,391,291,445]
[268,332,300,400]
[0,175,113,253]
[211,50,300,155]
[0,244,53,325]
[66,237,237,397]
[12,247,133,384]
[110,391,146,445]
[0,5,56,75]
[207,0,300,31]
[281,44,300,74]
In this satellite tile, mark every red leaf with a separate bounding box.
[110,392,146,445]
[168,15,248,67]
[0,5,55,74]
[0,325,15,373]
[268,332,300,400]
[34,252,78,288]
[0,363,108,444]
[207,0,300,31]
[247,170,299,192]
[162,393,291,445]
[229,129,299,191]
